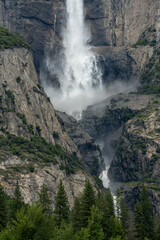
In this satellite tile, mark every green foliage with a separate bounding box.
[0,96,2,105]
[25,93,31,105]
[28,164,35,172]
[0,185,7,231]
[97,189,115,240]
[115,189,129,232]
[37,84,43,91]
[0,26,30,49]
[53,224,75,240]
[0,133,81,172]
[142,83,160,94]
[60,163,75,175]
[53,131,59,139]
[5,90,15,105]
[38,184,52,214]
[0,180,158,240]
[132,39,148,48]
[16,112,27,125]
[134,185,155,240]
[109,236,122,240]
[156,148,160,154]
[0,204,55,240]
[16,76,21,83]
[72,197,81,232]
[80,180,95,228]
[10,182,24,220]
[54,180,69,226]
[85,205,104,240]
[112,217,124,240]
[36,125,41,136]
[47,97,51,102]
[27,124,34,135]
[139,45,160,94]
[135,139,147,155]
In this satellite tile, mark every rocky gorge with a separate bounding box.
[0,0,160,215]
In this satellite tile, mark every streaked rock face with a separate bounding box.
[0,156,95,208]
[85,0,160,46]
[0,48,78,153]
[1,0,159,84]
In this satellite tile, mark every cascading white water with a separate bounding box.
[62,0,101,93]
[44,0,106,119]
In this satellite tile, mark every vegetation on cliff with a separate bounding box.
[0,26,30,49]
[0,131,83,175]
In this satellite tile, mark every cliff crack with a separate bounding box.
[21,16,62,41]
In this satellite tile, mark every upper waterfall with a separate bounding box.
[62,0,101,94]
[42,0,106,119]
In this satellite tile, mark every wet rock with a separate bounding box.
[56,110,105,175]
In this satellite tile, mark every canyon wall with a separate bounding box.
[1,0,159,83]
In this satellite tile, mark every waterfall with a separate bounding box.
[62,0,101,94]
[43,0,106,119]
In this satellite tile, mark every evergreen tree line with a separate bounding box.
[0,180,159,240]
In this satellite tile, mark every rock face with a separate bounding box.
[0,0,65,73]
[0,48,78,154]
[81,93,160,213]
[56,110,105,175]
[0,156,95,208]
[80,93,153,163]
[108,97,160,183]
[1,0,159,85]
[85,0,160,47]
[0,48,97,207]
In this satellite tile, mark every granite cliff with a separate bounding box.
[0,43,103,207]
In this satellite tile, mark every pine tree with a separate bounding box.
[72,197,81,232]
[134,185,154,240]
[86,205,104,240]
[38,183,52,214]
[54,180,69,226]
[0,184,7,231]
[105,189,115,217]
[125,211,136,240]
[116,188,129,232]
[112,217,125,240]
[0,203,55,240]
[120,197,129,231]
[97,190,105,212]
[54,223,75,240]
[80,180,95,228]
[13,181,24,210]
[10,181,24,220]
[101,189,115,239]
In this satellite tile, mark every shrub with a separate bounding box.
[17,113,27,125]
[53,131,59,139]
[0,26,30,49]
[16,76,21,83]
